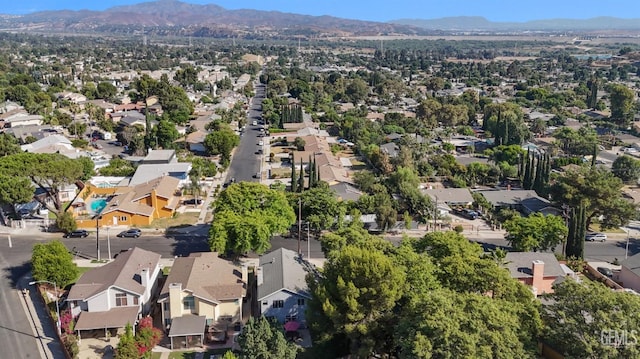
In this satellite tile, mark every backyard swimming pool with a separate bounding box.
[90,198,108,214]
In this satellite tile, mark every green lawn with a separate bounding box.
[150,353,162,359]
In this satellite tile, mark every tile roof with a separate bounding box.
[257,248,311,301]
[67,247,161,301]
[101,175,179,216]
[159,252,245,303]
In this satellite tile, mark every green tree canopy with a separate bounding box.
[31,240,79,288]
[0,153,85,216]
[209,182,295,256]
[504,213,568,252]
[543,279,640,359]
[612,155,640,183]
[237,316,297,359]
[549,166,637,229]
[0,133,21,156]
[203,125,240,164]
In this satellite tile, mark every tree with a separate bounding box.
[396,289,540,359]
[0,153,84,217]
[237,317,297,359]
[612,155,640,183]
[307,245,405,357]
[31,240,79,288]
[0,133,20,157]
[77,156,96,181]
[566,203,587,259]
[543,279,640,359]
[115,323,138,359]
[151,119,180,149]
[293,136,306,151]
[209,183,295,256]
[299,184,341,230]
[375,204,397,232]
[0,175,34,208]
[290,155,297,193]
[100,158,137,177]
[504,213,568,252]
[135,316,162,358]
[549,166,637,229]
[203,126,240,164]
[607,83,636,127]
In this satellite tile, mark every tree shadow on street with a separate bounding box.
[166,224,211,257]
[3,260,31,289]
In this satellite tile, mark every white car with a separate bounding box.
[258,141,264,146]
[585,232,607,242]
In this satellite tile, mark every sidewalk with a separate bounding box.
[17,274,66,359]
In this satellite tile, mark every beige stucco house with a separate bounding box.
[157,252,246,349]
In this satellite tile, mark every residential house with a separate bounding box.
[619,253,640,293]
[380,142,399,158]
[67,247,161,339]
[478,189,559,215]
[1,112,44,128]
[128,149,191,186]
[20,134,75,154]
[157,252,246,349]
[330,182,363,201]
[74,175,181,228]
[504,252,570,296]
[422,188,474,207]
[184,130,207,153]
[257,248,313,325]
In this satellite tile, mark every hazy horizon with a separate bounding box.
[3,0,639,23]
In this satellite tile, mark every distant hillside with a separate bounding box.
[0,0,425,38]
[392,16,640,31]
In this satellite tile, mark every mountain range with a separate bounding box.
[0,0,638,38]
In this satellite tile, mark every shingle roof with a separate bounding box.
[478,189,540,207]
[101,176,179,217]
[129,163,191,186]
[67,247,160,301]
[622,252,640,277]
[504,252,565,279]
[422,188,474,205]
[257,248,311,301]
[159,252,245,303]
[74,306,139,331]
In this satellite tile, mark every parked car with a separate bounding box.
[117,229,142,238]
[183,198,203,205]
[258,141,264,146]
[64,230,89,238]
[455,208,479,220]
[585,232,607,242]
[597,266,613,278]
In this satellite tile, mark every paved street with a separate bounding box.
[226,82,266,183]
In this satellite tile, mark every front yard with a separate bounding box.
[143,212,200,229]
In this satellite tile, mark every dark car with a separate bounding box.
[64,230,89,238]
[183,198,203,205]
[117,229,142,238]
[597,267,613,278]
[456,208,479,220]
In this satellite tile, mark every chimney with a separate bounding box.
[140,268,149,288]
[241,265,248,283]
[531,260,544,295]
[256,267,263,286]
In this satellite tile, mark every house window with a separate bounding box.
[120,216,127,221]
[297,298,305,306]
[115,293,128,307]
[183,296,195,311]
[262,301,268,306]
[285,315,297,322]
[163,303,169,311]
[219,315,233,322]
[133,297,139,305]
[272,300,284,309]
[164,318,171,327]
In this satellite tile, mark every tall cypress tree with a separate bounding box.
[298,159,305,193]
[290,155,297,193]
[523,149,532,189]
[308,155,314,188]
[591,143,598,168]
[566,203,587,259]
[533,155,542,193]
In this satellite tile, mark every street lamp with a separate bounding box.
[29,280,61,335]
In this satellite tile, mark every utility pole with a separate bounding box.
[433,195,438,232]
[297,198,302,255]
[96,216,101,261]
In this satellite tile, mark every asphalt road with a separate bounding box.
[226,82,266,184]
[0,235,46,359]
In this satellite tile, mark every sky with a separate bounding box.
[3,0,639,22]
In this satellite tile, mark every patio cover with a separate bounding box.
[74,307,139,331]
[168,315,207,337]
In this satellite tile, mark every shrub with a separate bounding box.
[56,211,77,233]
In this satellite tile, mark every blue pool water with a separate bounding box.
[90,198,108,213]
